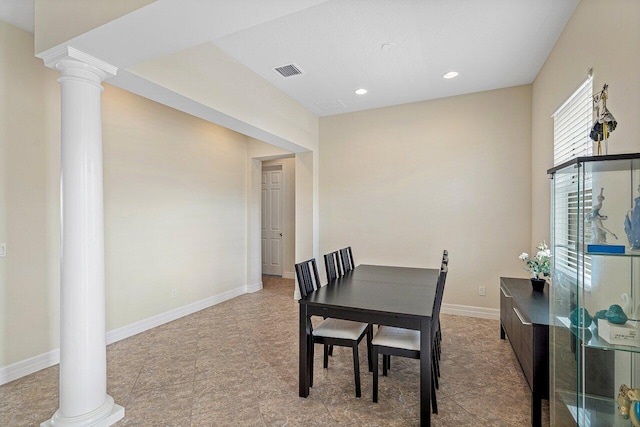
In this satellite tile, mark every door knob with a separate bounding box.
[279,233,283,237]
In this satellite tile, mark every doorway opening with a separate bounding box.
[261,158,295,280]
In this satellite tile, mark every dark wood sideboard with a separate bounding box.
[500,277,549,427]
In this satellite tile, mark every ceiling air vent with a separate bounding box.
[316,99,346,112]
[272,63,304,78]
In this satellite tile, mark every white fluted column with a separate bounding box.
[40,47,123,427]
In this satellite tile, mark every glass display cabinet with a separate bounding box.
[549,153,640,426]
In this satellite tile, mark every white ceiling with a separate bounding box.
[212,0,579,116]
[0,0,33,32]
[1,0,579,117]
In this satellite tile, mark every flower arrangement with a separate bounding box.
[519,242,551,279]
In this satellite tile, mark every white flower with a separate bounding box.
[519,242,552,278]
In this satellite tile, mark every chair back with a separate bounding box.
[340,246,354,273]
[295,258,321,298]
[324,251,343,282]
[431,264,448,335]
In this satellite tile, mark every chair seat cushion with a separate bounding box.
[313,318,368,340]
[372,326,420,351]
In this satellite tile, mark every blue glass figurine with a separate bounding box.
[625,185,640,250]
[569,307,592,328]
[606,304,629,325]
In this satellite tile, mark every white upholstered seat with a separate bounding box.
[372,326,420,351]
[313,318,369,340]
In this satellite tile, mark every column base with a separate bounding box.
[41,395,124,427]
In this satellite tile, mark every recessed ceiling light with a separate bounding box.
[355,88,368,95]
[442,71,459,79]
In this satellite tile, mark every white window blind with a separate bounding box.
[553,77,593,165]
[552,77,593,288]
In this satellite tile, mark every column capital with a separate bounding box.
[41,46,118,82]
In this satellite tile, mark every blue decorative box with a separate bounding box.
[587,244,625,254]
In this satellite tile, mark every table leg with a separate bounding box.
[531,391,542,427]
[299,303,310,397]
[420,318,431,427]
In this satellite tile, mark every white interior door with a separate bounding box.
[262,166,283,276]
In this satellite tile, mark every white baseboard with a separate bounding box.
[282,271,295,280]
[0,348,60,386]
[0,283,250,386]
[105,284,247,344]
[441,303,500,320]
[246,281,263,293]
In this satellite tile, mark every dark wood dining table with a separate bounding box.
[298,264,440,426]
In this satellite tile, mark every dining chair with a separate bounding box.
[435,250,448,361]
[371,263,448,413]
[324,250,344,357]
[324,250,343,282]
[340,246,354,273]
[295,258,373,398]
[384,250,449,372]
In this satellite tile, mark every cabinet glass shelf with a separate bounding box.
[557,317,640,354]
[558,391,629,427]
[587,251,640,257]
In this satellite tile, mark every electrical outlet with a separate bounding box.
[171,289,177,298]
[0,243,5,257]
[479,286,486,296]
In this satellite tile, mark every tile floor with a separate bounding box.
[0,276,549,426]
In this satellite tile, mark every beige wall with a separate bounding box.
[319,86,532,309]
[531,0,640,245]
[247,138,292,160]
[295,152,315,262]
[130,43,320,153]
[0,21,252,369]
[530,2,640,393]
[0,20,60,370]
[102,85,248,329]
